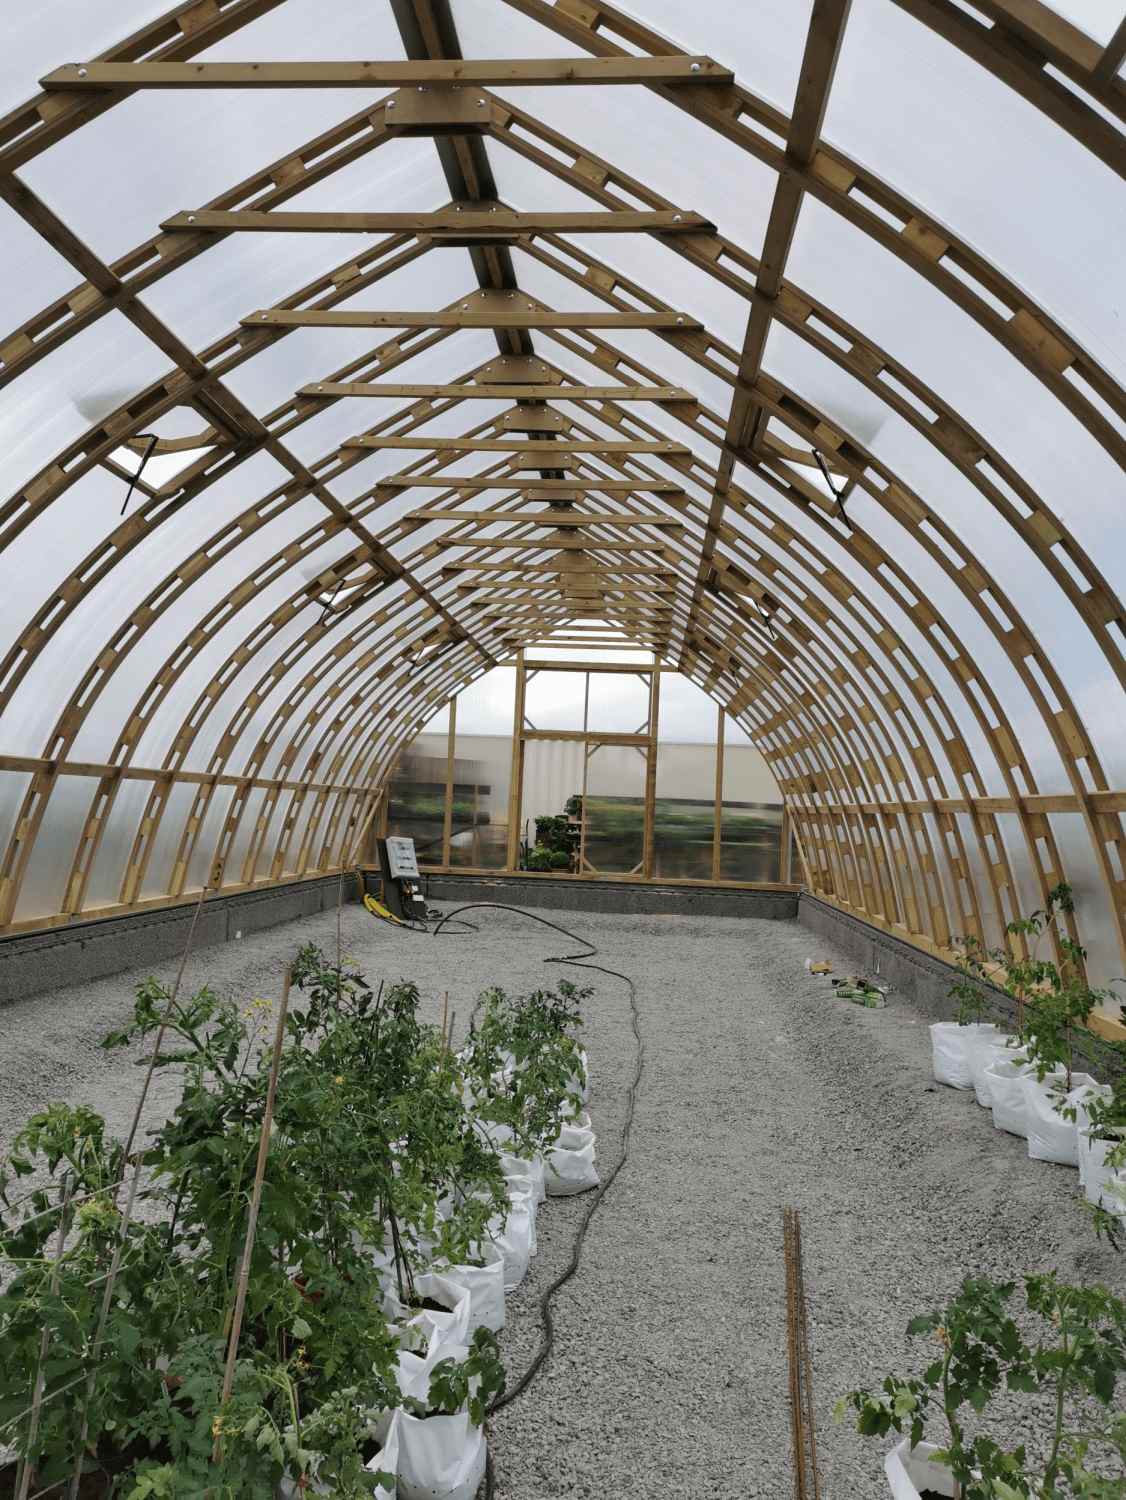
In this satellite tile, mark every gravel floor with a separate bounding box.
[2,902,1124,1499]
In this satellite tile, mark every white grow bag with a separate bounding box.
[393,1408,487,1500]
[1024,1070,1095,1166]
[986,1057,1035,1137]
[1075,1084,1112,1188]
[1084,1132,1126,1215]
[885,1438,975,1500]
[500,1150,546,1204]
[386,1274,472,1356]
[428,1244,506,1333]
[544,1112,599,1197]
[930,1022,997,1089]
[488,1187,537,1290]
[967,1030,1021,1107]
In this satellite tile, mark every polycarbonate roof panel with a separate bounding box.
[824,0,1126,388]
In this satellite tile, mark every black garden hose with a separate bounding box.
[425,903,645,1499]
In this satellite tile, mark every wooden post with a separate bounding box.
[441,697,457,869]
[504,652,527,871]
[214,966,292,1463]
[712,706,725,883]
[780,805,792,883]
[642,667,660,879]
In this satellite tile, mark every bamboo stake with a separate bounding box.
[15,1177,75,1500]
[213,966,292,1464]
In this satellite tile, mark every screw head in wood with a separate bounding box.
[78,67,88,77]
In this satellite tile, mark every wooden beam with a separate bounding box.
[682,0,853,665]
[443,561,675,575]
[406,508,684,524]
[162,209,714,234]
[245,308,701,329]
[342,436,691,454]
[301,382,693,399]
[440,537,670,550]
[1094,14,1126,82]
[523,729,652,744]
[42,57,733,89]
[386,476,684,490]
[455,582,675,595]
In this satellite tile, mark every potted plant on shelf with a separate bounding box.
[837,1272,1126,1499]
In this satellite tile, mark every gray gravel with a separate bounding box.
[2,903,1124,1499]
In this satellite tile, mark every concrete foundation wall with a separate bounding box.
[423,873,798,921]
[797,891,982,1024]
[0,874,362,1006]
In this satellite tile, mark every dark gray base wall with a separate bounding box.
[422,873,799,921]
[0,874,363,1007]
[797,891,1125,1076]
[798,891,972,1024]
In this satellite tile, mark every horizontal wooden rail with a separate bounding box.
[388,476,685,490]
[162,209,714,234]
[41,57,733,89]
[342,437,692,454]
[301,382,694,400]
[406,508,684,524]
[244,308,701,329]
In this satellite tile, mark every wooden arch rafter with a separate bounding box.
[0,0,1124,1028]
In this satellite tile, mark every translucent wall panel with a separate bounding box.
[587,672,651,734]
[653,737,717,881]
[583,744,646,875]
[720,715,782,882]
[450,731,512,870]
[521,737,584,864]
[524,670,586,731]
[12,775,91,921]
[387,731,448,864]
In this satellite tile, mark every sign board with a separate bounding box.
[384,835,420,881]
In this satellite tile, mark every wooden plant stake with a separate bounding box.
[15,1175,75,1500]
[440,991,449,1053]
[213,966,292,1464]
